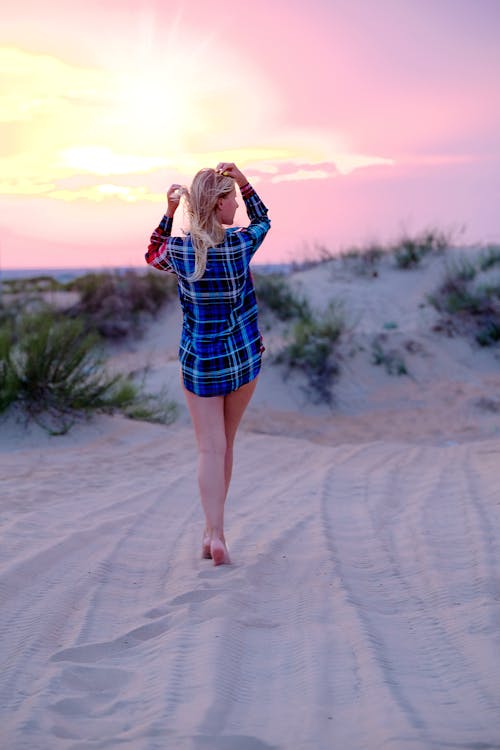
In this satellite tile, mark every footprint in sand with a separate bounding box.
[50,616,171,663]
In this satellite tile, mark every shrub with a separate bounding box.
[120,384,178,425]
[254,273,310,320]
[0,311,178,433]
[476,319,500,347]
[1,312,121,433]
[276,302,344,403]
[0,275,63,295]
[393,229,450,269]
[67,270,177,339]
[371,336,408,375]
[447,255,477,283]
[427,257,479,314]
[291,243,337,271]
[429,259,500,347]
[475,396,500,413]
[478,245,500,272]
[340,244,386,276]
[0,323,19,412]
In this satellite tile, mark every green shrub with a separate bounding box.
[254,273,310,321]
[0,324,19,412]
[448,255,477,282]
[476,321,500,347]
[276,302,344,403]
[478,245,500,272]
[121,385,178,425]
[0,311,178,433]
[102,379,178,425]
[1,312,121,433]
[428,257,479,314]
[429,260,500,347]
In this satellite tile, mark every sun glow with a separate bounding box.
[0,41,393,205]
[109,69,199,152]
[59,146,169,176]
[48,184,160,202]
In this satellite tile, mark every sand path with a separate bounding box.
[1,418,499,749]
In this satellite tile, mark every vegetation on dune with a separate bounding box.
[1,275,64,295]
[3,234,497,420]
[1,269,178,340]
[254,269,346,403]
[290,243,338,272]
[429,252,500,347]
[0,310,177,434]
[478,244,500,272]
[371,335,408,376]
[391,229,450,269]
[253,272,310,320]
[67,270,178,338]
[289,228,452,275]
[475,396,500,413]
[275,301,345,404]
[340,244,386,276]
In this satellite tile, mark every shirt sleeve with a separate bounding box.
[145,214,175,272]
[237,184,271,259]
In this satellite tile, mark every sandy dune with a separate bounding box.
[2,250,500,748]
[1,413,499,749]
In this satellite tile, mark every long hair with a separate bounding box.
[185,168,234,281]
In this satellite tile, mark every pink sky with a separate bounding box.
[1,0,499,269]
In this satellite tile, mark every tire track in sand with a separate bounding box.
[320,440,500,749]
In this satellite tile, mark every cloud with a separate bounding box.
[58,147,170,176]
[48,184,164,203]
[0,45,394,202]
[0,47,112,125]
[271,169,332,184]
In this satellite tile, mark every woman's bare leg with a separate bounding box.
[223,377,258,497]
[183,388,228,563]
[183,377,258,565]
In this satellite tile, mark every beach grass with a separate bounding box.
[287,228,452,273]
[276,301,345,404]
[429,254,500,346]
[253,272,310,320]
[0,309,177,434]
[392,229,450,269]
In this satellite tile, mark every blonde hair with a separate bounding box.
[185,168,235,281]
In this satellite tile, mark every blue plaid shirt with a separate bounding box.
[145,185,270,396]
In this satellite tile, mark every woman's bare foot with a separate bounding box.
[202,532,212,559]
[210,537,230,566]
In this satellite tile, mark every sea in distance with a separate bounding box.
[1,264,291,283]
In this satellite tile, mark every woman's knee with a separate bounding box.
[198,433,227,457]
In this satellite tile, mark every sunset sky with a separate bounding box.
[1,0,499,269]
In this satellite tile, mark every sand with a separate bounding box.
[1,251,500,749]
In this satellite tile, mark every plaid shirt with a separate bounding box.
[145,184,270,396]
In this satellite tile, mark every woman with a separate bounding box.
[145,162,270,566]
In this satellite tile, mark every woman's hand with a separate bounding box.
[216,162,248,188]
[166,184,185,217]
